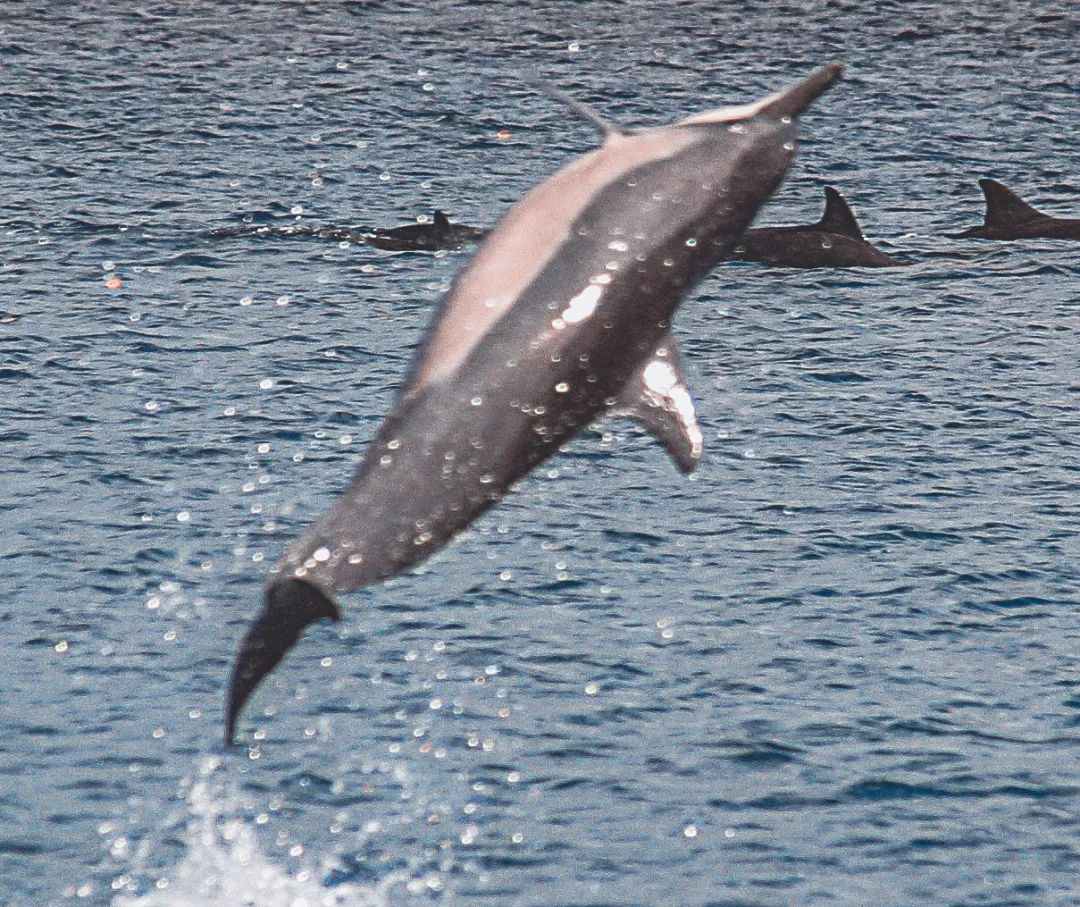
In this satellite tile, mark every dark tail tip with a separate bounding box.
[224,577,340,746]
[759,62,844,120]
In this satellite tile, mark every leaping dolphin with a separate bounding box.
[728,185,902,267]
[224,63,844,744]
[946,178,1080,241]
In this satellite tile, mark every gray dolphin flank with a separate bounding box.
[729,185,902,267]
[947,178,1080,241]
[224,63,844,744]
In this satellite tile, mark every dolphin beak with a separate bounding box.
[679,62,844,127]
[224,578,340,745]
[758,62,844,120]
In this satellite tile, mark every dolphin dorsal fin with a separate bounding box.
[432,210,451,228]
[818,186,864,239]
[980,178,1045,227]
[524,77,627,141]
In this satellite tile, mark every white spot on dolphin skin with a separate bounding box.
[607,240,629,252]
[313,547,331,563]
[643,360,678,394]
[561,284,602,324]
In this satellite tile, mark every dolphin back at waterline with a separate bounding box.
[225,63,844,743]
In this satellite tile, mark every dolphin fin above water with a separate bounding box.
[946,178,1080,240]
[728,184,900,268]
[224,63,844,744]
[523,76,628,141]
[817,185,864,239]
[364,211,489,251]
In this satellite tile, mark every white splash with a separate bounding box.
[110,758,410,907]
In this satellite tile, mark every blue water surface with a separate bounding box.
[1,1,1078,905]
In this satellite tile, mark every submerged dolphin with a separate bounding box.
[946,178,1080,241]
[728,185,900,267]
[224,64,844,743]
[364,210,490,252]
[207,211,488,251]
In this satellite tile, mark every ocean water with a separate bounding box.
[1,1,1078,905]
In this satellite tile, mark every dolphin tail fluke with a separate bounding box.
[224,578,341,745]
[979,178,1045,227]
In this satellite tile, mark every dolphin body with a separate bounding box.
[224,64,844,743]
[206,211,488,252]
[364,210,490,252]
[946,178,1080,241]
[728,185,900,267]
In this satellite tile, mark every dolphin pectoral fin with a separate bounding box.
[224,578,341,745]
[612,338,703,475]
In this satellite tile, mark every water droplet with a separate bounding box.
[555,382,569,393]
